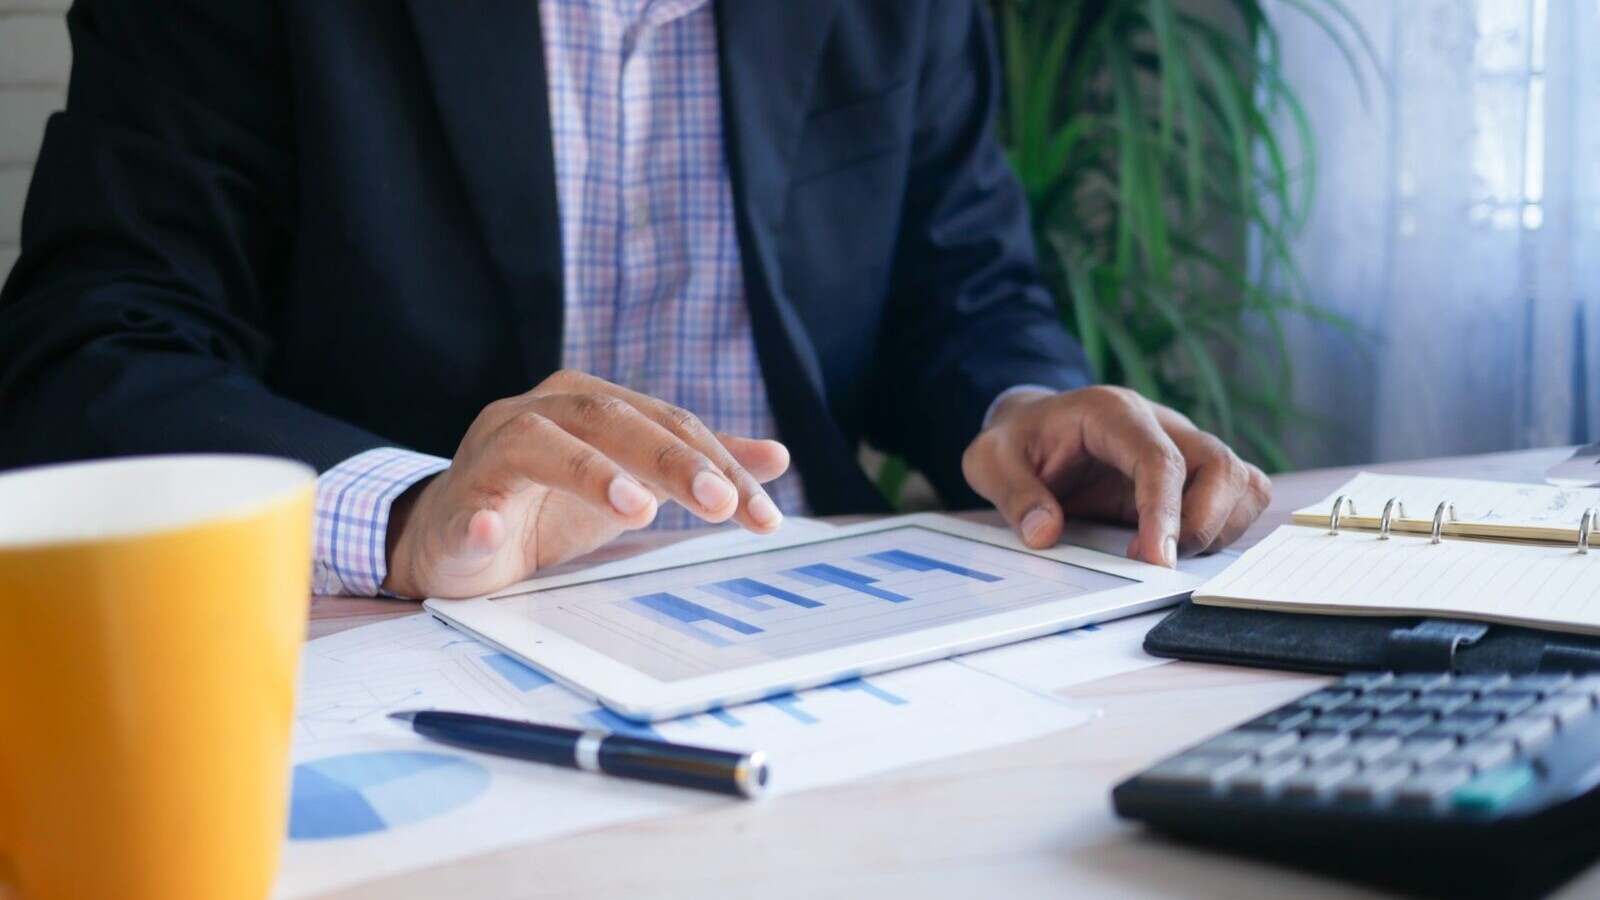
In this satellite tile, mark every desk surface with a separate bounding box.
[315,446,1595,900]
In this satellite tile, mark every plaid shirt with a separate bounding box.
[312,0,1047,596]
[312,0,801,595]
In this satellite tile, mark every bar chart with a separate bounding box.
[497,526,1134,682]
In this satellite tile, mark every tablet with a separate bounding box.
[423,513,1200,722]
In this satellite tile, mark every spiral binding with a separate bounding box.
[1378,497,1405,540]
[1326,495,1355,535]
[1323,498,1600,554]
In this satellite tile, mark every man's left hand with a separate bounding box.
[962,386,1272,567]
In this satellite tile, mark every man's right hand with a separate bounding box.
[382,370,790,599]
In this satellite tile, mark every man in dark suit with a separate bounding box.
[0,0,1268,598]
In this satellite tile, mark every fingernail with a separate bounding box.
[608,476,653,516]
[1162,536,1179,568]
[692,470,736,512]
[1021,507,1053,544]
[748,493,783,528]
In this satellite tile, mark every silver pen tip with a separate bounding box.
[388,710,418,725]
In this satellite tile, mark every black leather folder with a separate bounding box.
[1145,602,1600,675]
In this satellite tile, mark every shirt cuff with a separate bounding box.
[982,384,1058,430]
[313,447,451,597]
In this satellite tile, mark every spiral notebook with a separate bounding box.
[1193,473,1600,636]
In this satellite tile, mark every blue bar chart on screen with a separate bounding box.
[491,526,1135,682]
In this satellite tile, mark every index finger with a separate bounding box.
[1076,394,1186,567]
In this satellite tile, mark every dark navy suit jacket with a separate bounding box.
[0,0,1091,514]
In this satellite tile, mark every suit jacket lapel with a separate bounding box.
[718,0,886,514]
[405,0,564,382]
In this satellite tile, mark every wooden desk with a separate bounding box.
[315,446,1595,899]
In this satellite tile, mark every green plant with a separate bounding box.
[992,0,1372,472]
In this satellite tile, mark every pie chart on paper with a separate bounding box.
[289,750,490,840]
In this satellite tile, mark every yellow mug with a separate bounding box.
[0,455,314,899]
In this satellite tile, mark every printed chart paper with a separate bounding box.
[276,614,1092,897]
[275,519,1216,896]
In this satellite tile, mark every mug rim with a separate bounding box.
[0,454,316,551]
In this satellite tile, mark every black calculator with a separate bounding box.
[1113,672,1600,899]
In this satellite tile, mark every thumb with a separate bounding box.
[963,435,1064,549]
[446,506,508,562]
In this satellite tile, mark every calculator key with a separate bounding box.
[1449,674,1510,694]
[1295,732,1351,761]
[1418,714,1500,741]
[1335,763,1414,801]
[1452,763,1537,812]
[1345,692,1412,715]
[1357,713,1433,738]
[1532,693,1596,727]
[1240,707,1315,732]
[1395,766,1473,806]
[1403,691,1473,717]
[1506,673,1573,696]
[1390,673,1452,692]
[1194,730,1299,758]
[1566,674,1600,699]
[1306,711,1373,733]
[1296,690,1357,712]
[1139,753,1253,789]
[1324,736,1402,765]
[1282,759,1359,796]
[1386,737,1457,767]
[1463,694,1536,720]
[1485,717,1556,752]
[1337,672,1394,691]
[1441,740,1517,774]
[1229,756,1305,794]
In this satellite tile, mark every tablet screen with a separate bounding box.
[490,526,1136,682]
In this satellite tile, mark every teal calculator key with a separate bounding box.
[1452,763,1537,812]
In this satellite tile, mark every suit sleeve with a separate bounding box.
[0,0,391,472]
[864,0,1093,507]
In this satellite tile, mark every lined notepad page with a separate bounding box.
[1194,525,1600,635]
[1291,473,1600,543]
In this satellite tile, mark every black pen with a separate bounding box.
[388,710,769,798]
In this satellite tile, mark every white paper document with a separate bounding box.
[276,518,1211,897]
[277,613,1092,897]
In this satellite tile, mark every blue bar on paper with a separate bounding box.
[785,564,912,603]
[829,676,908,706]
[631,592,763,635]
[480,653,554,692]
[707,707,744,727]
[764,692,819,724]
[866,549,1003,583]
[698,581,774,612]
[579,707,661,740]
[709,577,823,609]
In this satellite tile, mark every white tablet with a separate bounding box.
[423,513,1200,722]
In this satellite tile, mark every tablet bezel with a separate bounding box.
[423,513,1200,722]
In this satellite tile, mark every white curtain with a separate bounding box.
[1267,0,1600,468]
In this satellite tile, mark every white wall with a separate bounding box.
[0,0,70,280]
